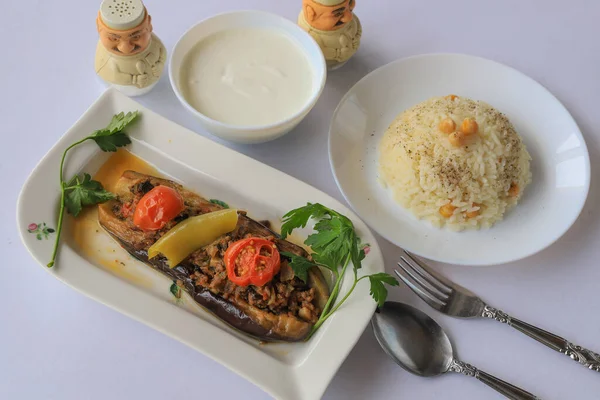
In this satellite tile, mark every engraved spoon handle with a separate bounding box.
[449,359,540,400]
[482,306,600,372]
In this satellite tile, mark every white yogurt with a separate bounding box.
[180,28,315,127]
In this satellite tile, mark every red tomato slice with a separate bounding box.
[133,186,185,231]
[225,238,281,287]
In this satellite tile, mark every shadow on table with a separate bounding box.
[322,237,419,399]
[323,328,396,399]
[322,52,386,102]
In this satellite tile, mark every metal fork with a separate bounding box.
[395,251,600,372]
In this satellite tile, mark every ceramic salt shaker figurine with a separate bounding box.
[95,0,166,96]
[298,0,362,70]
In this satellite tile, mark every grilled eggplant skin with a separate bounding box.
[98,171,329,342]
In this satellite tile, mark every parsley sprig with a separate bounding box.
[64,173,115,217]
[281,203,398,339]
[47,111,139,268]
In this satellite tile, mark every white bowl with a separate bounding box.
[169,11,327,144]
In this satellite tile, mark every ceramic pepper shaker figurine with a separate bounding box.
[95,0,167,96]
[297,0,362,70]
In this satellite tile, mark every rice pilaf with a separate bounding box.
[378,95,532,231]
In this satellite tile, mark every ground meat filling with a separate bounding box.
[118,180,320,324]
[190,236,319,324]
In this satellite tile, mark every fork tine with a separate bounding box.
[397,259,449,301]
[394,269,445,310]
[400,255,452,295]
[403,251,455,294]
[398,257,449,294]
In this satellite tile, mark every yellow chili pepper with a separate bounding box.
[148,209,238,268]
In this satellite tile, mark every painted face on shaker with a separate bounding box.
[97,14,153,55]
[303,0,354,31]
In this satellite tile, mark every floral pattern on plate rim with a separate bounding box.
[27,222,55,241]
[363,244,371,255]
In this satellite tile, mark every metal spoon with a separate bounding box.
[372,302,540,400]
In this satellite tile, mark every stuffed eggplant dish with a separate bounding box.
[98,171,329,342]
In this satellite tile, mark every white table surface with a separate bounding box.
[1,0,599,399]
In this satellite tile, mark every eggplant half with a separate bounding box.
[98,171,329,342]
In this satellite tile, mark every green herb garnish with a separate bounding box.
[64,173,115,217]
[281,203,399,339]
[47,111,139,268]
[170,281,182,299]
[209,199,230,209]
[280,252,318,284]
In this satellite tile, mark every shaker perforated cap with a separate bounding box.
[311,0,346,5]
[100,0,146,30]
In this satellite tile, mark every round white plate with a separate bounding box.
[329,54,590,266]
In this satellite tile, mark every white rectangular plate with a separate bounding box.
[17,88,384,400]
